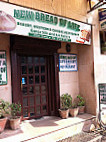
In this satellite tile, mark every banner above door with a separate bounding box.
[0,1,91,45]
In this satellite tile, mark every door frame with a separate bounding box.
[10,35,60,118]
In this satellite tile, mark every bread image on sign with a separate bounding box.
[80,30,90,42]
[0,11,16,31]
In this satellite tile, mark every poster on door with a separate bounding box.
[59,54,77,72]
[0,51,7,85]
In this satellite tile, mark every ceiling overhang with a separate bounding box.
[87,0,106,13]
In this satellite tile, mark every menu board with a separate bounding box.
[99,84,106,125]
[0,51,7,85]
[99,84,106,104]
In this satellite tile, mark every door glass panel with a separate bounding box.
[35,86,40,95]
[28,66,33,74]
[34,57,39,64]
[23,109,28,117]
[41,75,45,83]
[28,57,33,64]
[42,105,47,113]
[41,85,46,94]
[35,66,39,73]
[42,96,46,104]
[30,97,34,106]
[21,57,27,64]
[36,106,41,115]
[22,66,27,74]
[41,66,45,73]
[30,108,35,116]
[22,87,27,95]
[29,86,34,95]
[35,75,39,84]
[23,98,28,106]
[40,57,45,64]
[36,96,40,105]
[29,76,33,84]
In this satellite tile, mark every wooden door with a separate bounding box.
[20,56,48,119]
[11,35,61,119]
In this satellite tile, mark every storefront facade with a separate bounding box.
[87,3,106,121]
[0,0,98,120]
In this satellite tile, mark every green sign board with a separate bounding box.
[0,1,91,45]
[98,84,106,126]
[99,84,106,104]
[0,51,7,85]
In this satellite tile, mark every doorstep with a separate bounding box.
[0,113,96,142]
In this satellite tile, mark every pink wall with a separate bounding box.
[58,42,96,115]
[58,43,79,101]
[78,44,96,115]
[0,34,12,103]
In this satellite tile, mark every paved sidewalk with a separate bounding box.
[0,114,96,142]
[57,131,106,142]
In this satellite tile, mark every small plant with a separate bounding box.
[10,103,21,119]
[101,42,106,52]
[77,95,85,106]
[102,47,106,51]
[0,99,10,118]
[60,93,72,110]
[69,101,79,117]
[71,103,78,108]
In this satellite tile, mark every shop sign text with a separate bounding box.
[99,9,106,31]
[59,54,77,72]
[0,1,91,45]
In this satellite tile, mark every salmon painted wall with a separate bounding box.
[0,34,12,103]
[77,43,96,115]
[58,43,79,102]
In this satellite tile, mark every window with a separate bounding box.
[100,31,106,54]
